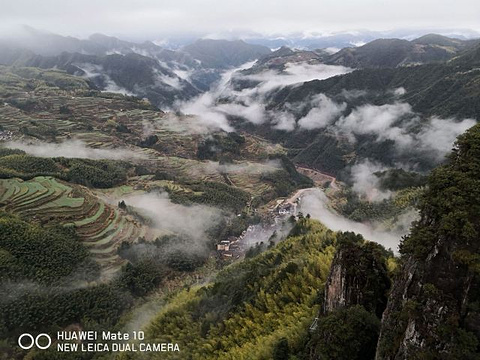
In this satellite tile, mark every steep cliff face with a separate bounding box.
[323,232,391,318]
[376,124,480,360]
[307,232,392,360]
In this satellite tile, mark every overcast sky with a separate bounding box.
[1,0,479,40]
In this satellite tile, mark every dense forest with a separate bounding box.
[0,212,180,359]
[0,212,97,284]
[0,150,131,188]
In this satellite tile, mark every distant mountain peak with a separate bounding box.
[182,39,271,69]
[412,33,464,46]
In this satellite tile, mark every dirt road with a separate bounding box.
[296,166,339,191]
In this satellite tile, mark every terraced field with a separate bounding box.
[0,176,148,279]
[96,178,202,205]
[138,157,276,197]
[1,85,282,160]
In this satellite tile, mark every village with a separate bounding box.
[215,166,338,260]
[0,130,13,141]
[215,188,303,259]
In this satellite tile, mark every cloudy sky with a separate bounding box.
[1,0,479,40]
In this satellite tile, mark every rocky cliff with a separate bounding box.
[323,232,391,318]
[376,124,480,359]
[307,232,392,360]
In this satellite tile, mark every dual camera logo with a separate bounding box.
[18,333,52,350]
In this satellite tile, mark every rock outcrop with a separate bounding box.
[376,124,480,359]
[307,232,392,360]
[323,232,391,318]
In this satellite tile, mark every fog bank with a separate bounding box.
[300,189,415,252]
[5,139,147,160]
[123,192,221,242]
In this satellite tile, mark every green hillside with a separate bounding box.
[145,219,335,359]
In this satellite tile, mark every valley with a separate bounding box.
[0,24,479,360]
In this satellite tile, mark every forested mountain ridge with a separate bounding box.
[182,39,271,69]
[2,29,478,111]
[376,123,480,359]
[0,29,272,107]
[268,41,480,118]
[234,42,480,176]
[145,219,336,359]
[325,34,478,68]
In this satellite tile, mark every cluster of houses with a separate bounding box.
[216,236,243,259]
[0,130,13,141]
[216,195,302,259]
[277,203,294,215]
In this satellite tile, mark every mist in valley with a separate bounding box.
[4,139,147,160]
[299,189,415,252]
[121,192,222,243]
[349,160,393,202]
[173,61,352,132]
[169,57,476,177]
[205,159,282,175]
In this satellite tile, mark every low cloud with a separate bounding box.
[299,189,408,252]
[297,94,346,130]
[392,87,406,96]
[417,117,477,160]
[393,209,419,234]
[143,112,231,135]
[350,160,392,202]
[154,68,184,91]
[122,192,221,242]
[205,159,282,175]
[214,102,266,125]
[336,102,414,143]
[242,219,294,247]
[77,63,134,96]
[271,111,296,131]
[5,139,147,160]
[240,63,352,94]
[174,61,351,132]
[176,92,235,132]
[142,118,156,136]
[336,102,476,161]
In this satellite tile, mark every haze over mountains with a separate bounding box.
[1,19,480,359]
[1,26,479,180]
[1,26,479,110]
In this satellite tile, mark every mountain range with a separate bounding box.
[2,27,480,110]
[0,27,272,107]
[1,25,480,360]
